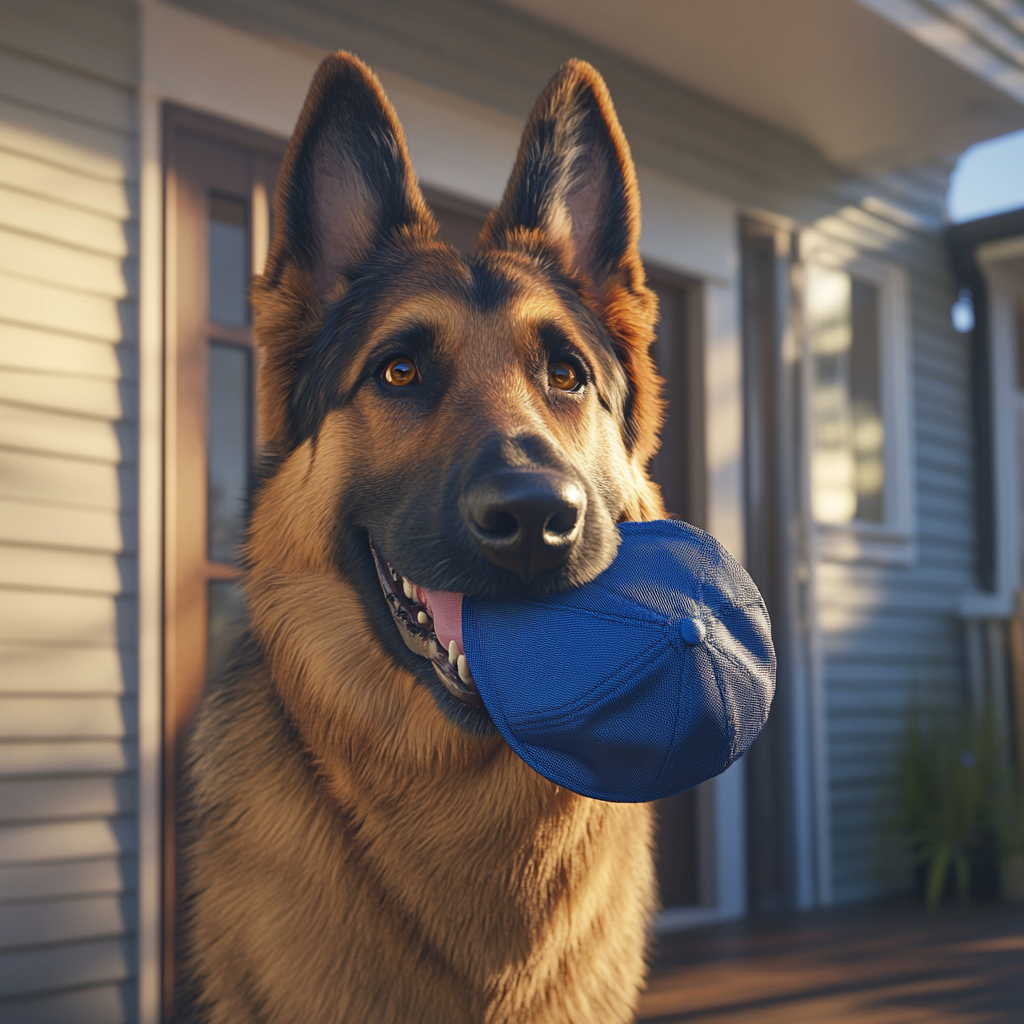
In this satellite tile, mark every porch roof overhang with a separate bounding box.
[499,0,1024,172]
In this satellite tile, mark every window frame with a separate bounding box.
[162,105,286,1014]
[800,235,915,565]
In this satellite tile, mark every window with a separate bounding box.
[1016,300,1024,392]
[808,266,884,524]
[803,246,913,562]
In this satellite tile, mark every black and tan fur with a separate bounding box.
[174,53,669,1023]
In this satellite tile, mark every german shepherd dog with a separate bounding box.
[175,52,669,1023]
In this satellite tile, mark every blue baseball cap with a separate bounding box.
[461,519,775,802]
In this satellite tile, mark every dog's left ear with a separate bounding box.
[252,52,436,447]
[482,60,661,462]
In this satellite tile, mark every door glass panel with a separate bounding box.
[1015,302,1024,390]
[650,282,691,519]
[209,194,249,326]
[207,580,246,680]
[207,341,252,563]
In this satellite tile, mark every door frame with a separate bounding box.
[161,103,286,1015]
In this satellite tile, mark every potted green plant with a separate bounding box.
[891,702,1002,910]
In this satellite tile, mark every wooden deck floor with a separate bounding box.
[639,903,1024,1023]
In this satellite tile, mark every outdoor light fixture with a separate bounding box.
[951,288,975,333]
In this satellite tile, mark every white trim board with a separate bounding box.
[967,234,1024,615]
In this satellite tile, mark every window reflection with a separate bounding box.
[809,266,884,524]
[209,194,249,326]
[207,342,252,563]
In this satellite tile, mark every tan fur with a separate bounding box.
[176,54,666,1023]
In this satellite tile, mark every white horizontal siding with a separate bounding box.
[0,938,134,1004]
[0,742,136,779]
[0,0,139,1019]
[0,981,134,1024]
[0,857,135,906]
[0,323,132,381]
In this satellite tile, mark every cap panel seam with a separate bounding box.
[650,636,691,793]
[507,639,672,727]
[707,647,740,763]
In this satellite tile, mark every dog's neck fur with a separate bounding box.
[180,446,654,1022]
[178,550,654,1021]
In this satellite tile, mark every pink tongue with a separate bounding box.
[417,587,464,657]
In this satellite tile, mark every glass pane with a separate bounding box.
[850,278,883,522]
[207,342,252,563]
[1016,303,1024,391]
[209,194,249,326]
[808,266,884,524]
[207,580,246,681]
[649,282,689,519]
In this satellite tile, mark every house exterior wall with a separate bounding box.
[0,0,987,1017]
[0,1,141,1019]
[169,0,976,906]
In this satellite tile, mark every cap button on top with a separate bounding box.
[679,616,706,645]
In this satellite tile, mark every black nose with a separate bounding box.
[463,471,586,585]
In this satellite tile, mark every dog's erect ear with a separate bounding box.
[482,60,662,465]
[252,53,435,446]
[482,60,646,304]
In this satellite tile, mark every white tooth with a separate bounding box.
[457,655,473,685]
[417,611,429,626]
[448,640,458,665]
[403,579,415,600]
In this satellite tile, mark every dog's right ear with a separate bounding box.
[252,52,435,447]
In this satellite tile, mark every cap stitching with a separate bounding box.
[508,639,673,728]
[701,632,774,684]
[524,600,666,630]
[650,637,691,793]
[706,646,740,762]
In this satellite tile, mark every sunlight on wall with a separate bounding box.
[0,15,138,1007]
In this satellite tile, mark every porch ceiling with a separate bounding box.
[498,0,1024,171]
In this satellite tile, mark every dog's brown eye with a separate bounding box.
[383,357,419,386]
[549,361,580,392]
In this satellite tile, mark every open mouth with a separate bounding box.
[370,541,482,706]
